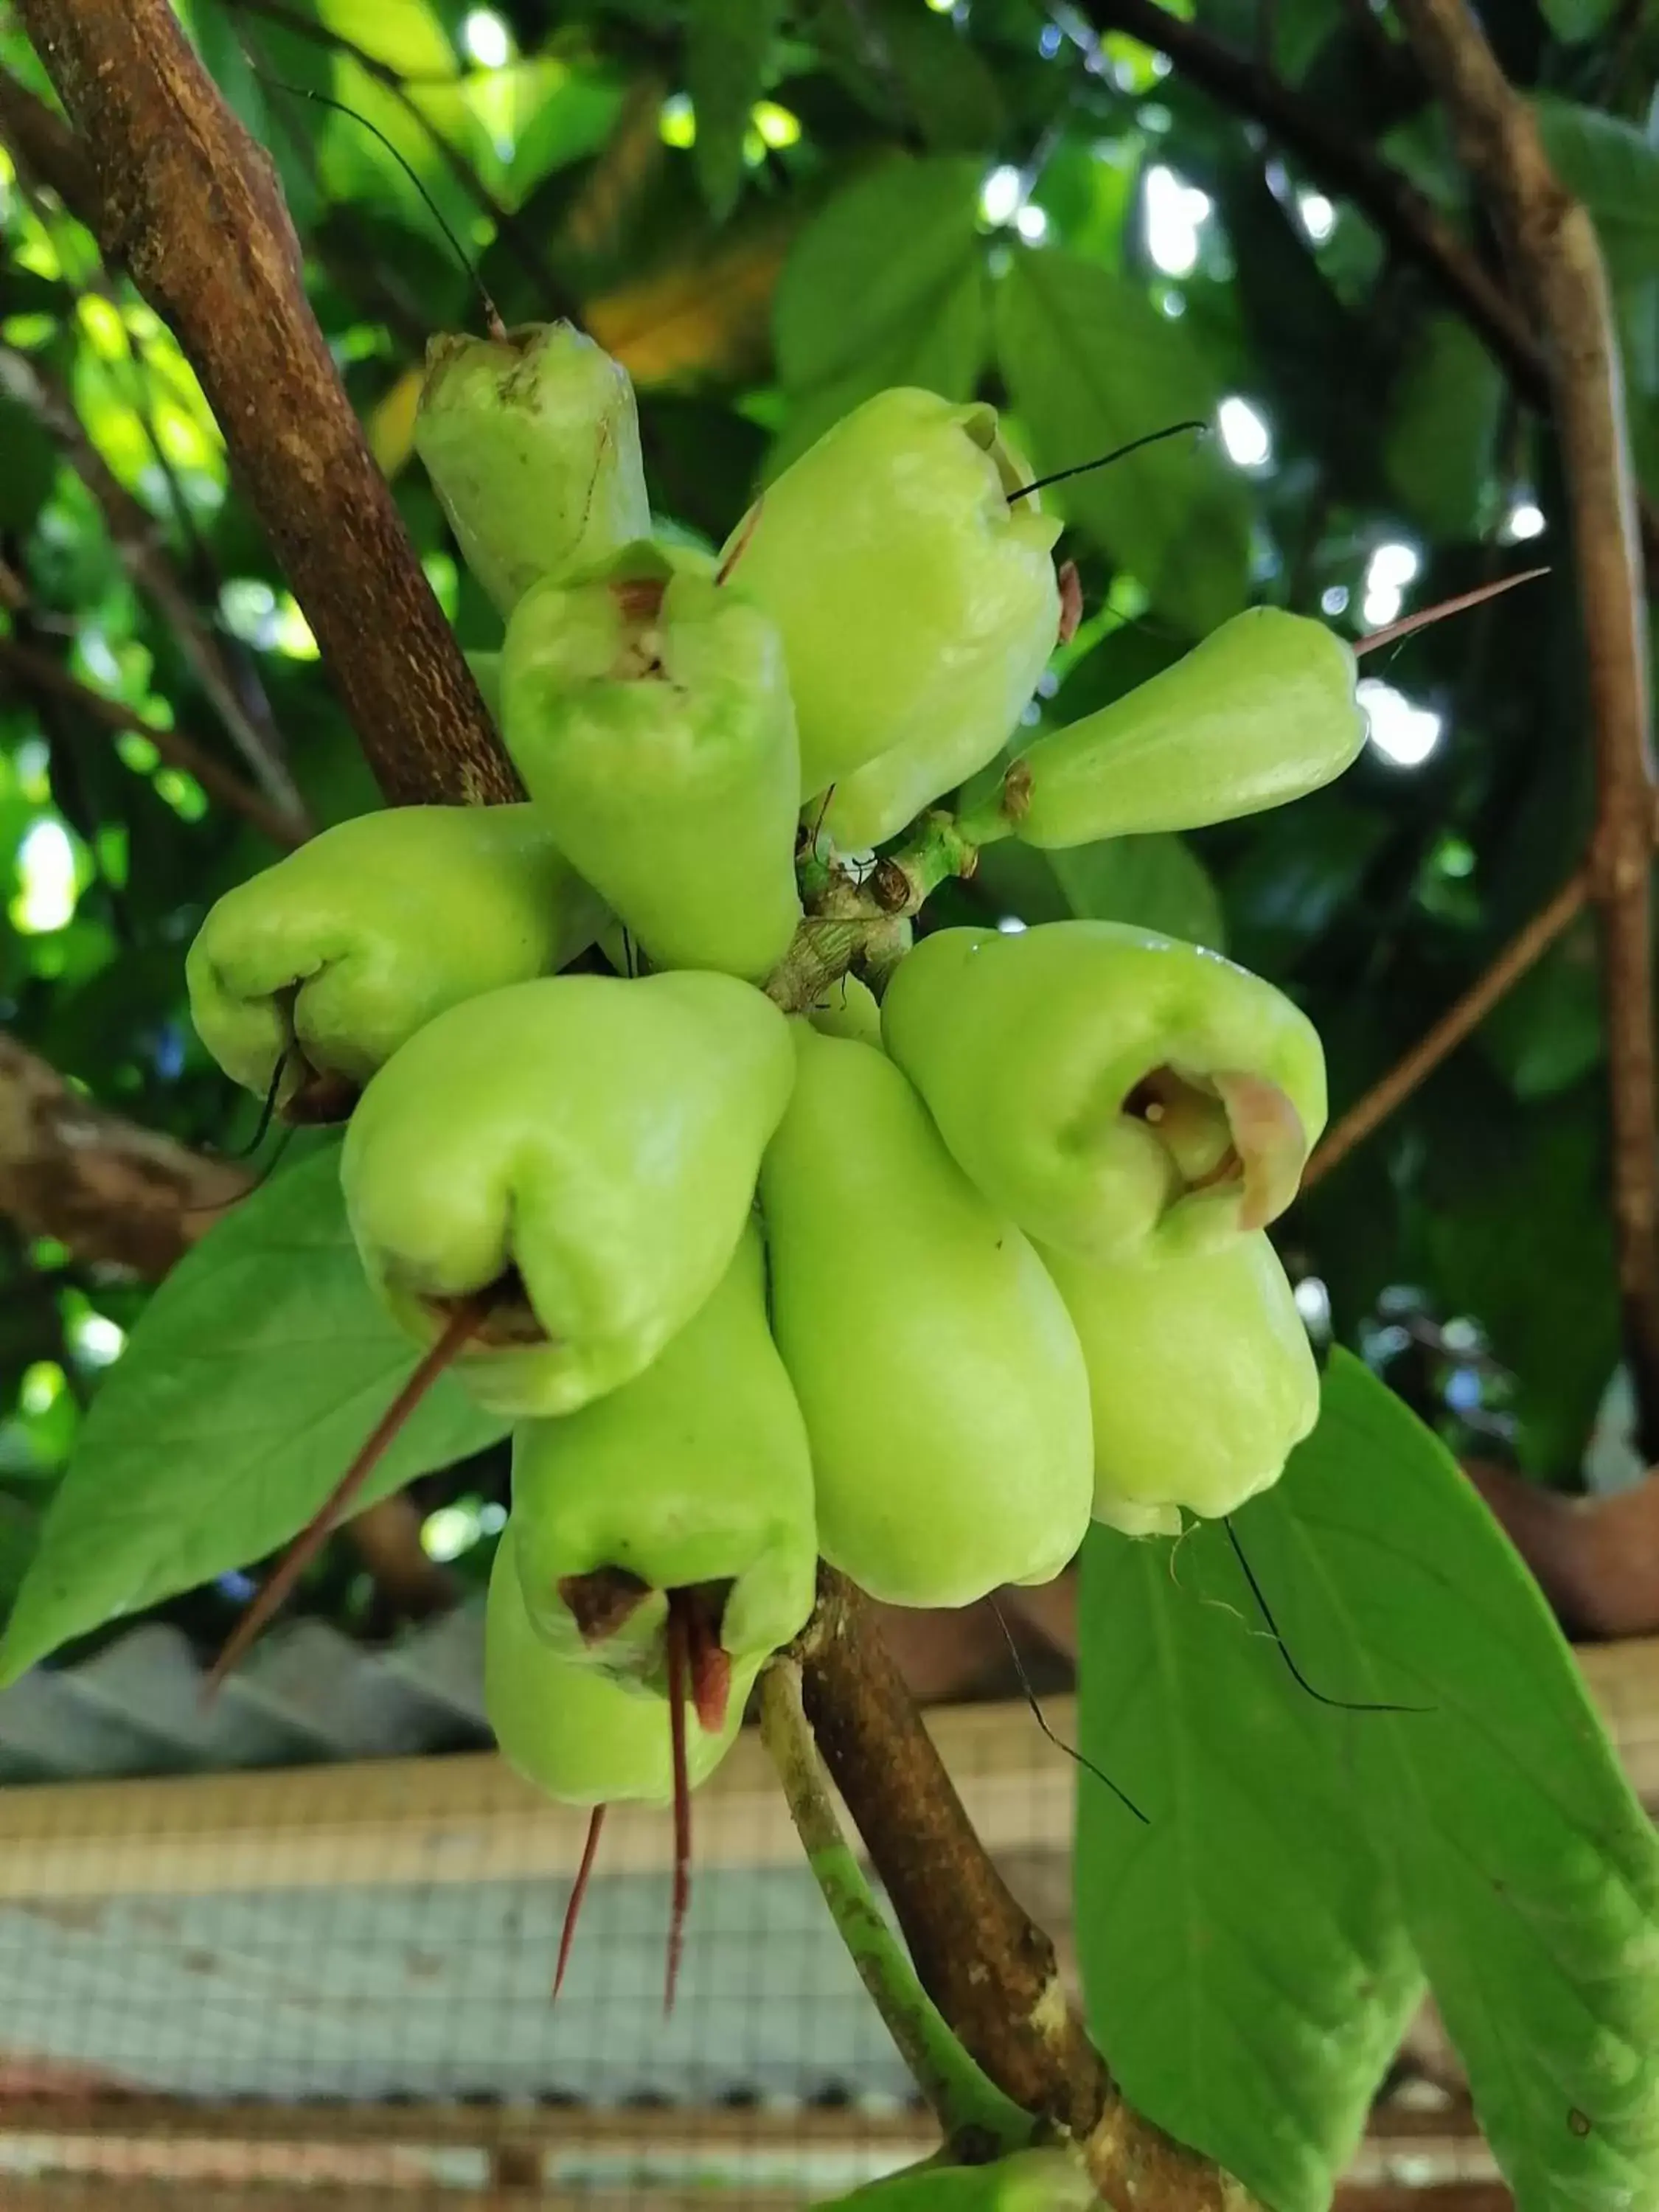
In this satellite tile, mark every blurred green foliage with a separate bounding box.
[2,0,1656,1636]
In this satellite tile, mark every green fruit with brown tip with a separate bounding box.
[509,1221,815,1687]
[341,970,795,1417]
[502,541,802,981]
[186,805,606,1119]
[965,608,1364,849]
[415,323,650,616]
[487,1520,755,1806]
[1041,1231,1319,1535]
[722,389,1061,849]
[881,920,1326,1262]
[759,1027,1093,1607]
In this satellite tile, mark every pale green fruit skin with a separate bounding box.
[759,1029,1093,1607]
[804,973,883,1047]
[510,1221,816,1679]
[1005,608,1363,848]
[487,1522,756,1806]
[414,323,651,616]
[722,389,1061,838]
[342,971,796,1417]
[186,805,606,1101]
[1040,1231,1319,1534]
[501,546,802,981]
[818,2149,1097,2212]
[881,921,1326,1263]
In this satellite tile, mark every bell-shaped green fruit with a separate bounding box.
[487,1521,755,1806]
[969,608,1364,849]
[759,1029,1092,1607]
[342,971,795,1416]
[815,2150,1097,2212]
[187,805,606,1119]
[502,542,802,981]
[1041,1231,1319,1536]
[882,921,1326,1263]
[722,389,1061,848]
[805,973,883,1047]
[509,1221,815,1686]
[415,323,651,616]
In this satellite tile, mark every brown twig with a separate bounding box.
[16,0,515,807]
[1392,0,1659,1452]
[0,1036,248,1276]
[1303,866,1592,1191]
[796,1571,1261,2209]
[1071,0,1659,572]
[0,64,91,213]
[0,633,305,849]
[0,345,312,833]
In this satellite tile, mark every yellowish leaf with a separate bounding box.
[369,363,425,480]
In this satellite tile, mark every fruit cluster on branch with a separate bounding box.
[184,321,1368,2022]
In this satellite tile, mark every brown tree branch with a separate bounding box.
[0,1037,248,1276]
[1392,0,1659,1452]
[796,1571,1261,2209]
[16,0,516,809]
[1304,866,1592,1191]
[0,634,305,849]
[0,345,312,834]
[1072,0,1659,572]
[0,65,91,214]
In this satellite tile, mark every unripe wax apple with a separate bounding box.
[759,1029,1093,1607]
[970,608,1364,849]
[415,323,651,617]
[510,1222,815,1686]
[882,921,1326,1262]
[342,971,794,1417]
[815,2149,1098,2212]
[502,541,802,981]
[487,1522,756,1806]
[187,806,605,1117]
[721,389,1061,848]
[1040,1231,1319,1535]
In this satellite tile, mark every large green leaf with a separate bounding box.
[769,155,988,473]
[0,1144,507,1680]
[1050,835,1225,951]
[1384,313,1503,540]
[1234,1354,1658,2207]
[689,0,782,221]
[995,247,1252,638]
[1076,1512,1422,2212]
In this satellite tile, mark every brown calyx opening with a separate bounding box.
[609,574,669,681]
[422,1266,549,1349]
[1124,1065,1308,1231]
[282,1062,361,1126]
[555,1572,736,1736]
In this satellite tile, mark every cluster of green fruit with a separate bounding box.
[185,324,1363,1874]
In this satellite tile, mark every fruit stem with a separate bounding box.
[759,1657,1035,2159]
[553,1805,606,2000]
[203,1298,484,1698]
[664,1593,693,2015]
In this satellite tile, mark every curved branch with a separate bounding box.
[0,1036,248,1276]
[1392,0,1659,1452]
[16,0,516,808]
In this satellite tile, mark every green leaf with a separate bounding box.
[1231,1352,1659,2208]
[863,1,1004,153]
[995,247,1252,638]
[1075,1515,1422,2212]
[768,156,988,473]
[1534,99,1659,280]
[689,0,781,222]
[1416,1088,1617,1475]
[0,394,58,531]
[0,1144,507,1680]
[1537,0,1617,36]
[1050,834,1225,950]
[1384,313,1504,540]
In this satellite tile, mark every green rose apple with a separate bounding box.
[341,970,794,1416]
